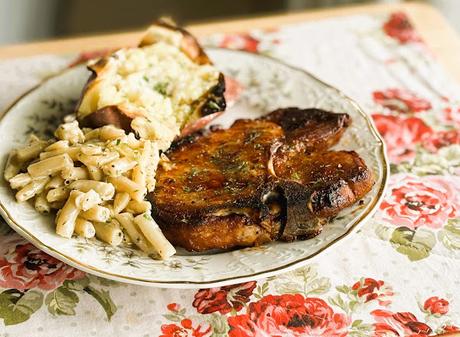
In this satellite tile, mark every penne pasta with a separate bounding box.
[116,213,156,254]
[74,217,96,238]
[4,150,21,181]
[99,125,126,140]
[83,128,100,140]
[27,134,41,143]
[115,142,136,158]
[49,200,65,210]
[54,121,85,145]
[39,146,80,161]
[77,151,119,168]
[86,165,103,181]
[16,176,49,202]
[80,144,104,156]
[46,186,69,203]
[27,153,73,178]
[124,133,142,148]
[134,213,176,259]
[61,166,88,181]
[80,205,111,222]
[125,199,151,214]
[9,173,32,189]
[108,176,145,202]
[113,192,130,214]
[6,120,177,259]
[35,192,51,214]
[122,229,133,246]
[45,176,65,190]
[93,220,123,246]
[74,189,102,211]
[68,180,115,201]
[131,165,146,187]
[16,141,48,163]
[55,190,83,238]
[102,157,137,177]
[44,140,69,152]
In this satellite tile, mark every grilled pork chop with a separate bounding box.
[150,108,374,251]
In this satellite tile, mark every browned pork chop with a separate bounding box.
[150,108,374,251]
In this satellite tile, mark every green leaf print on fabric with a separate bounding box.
[207,313,230,337]
[254,281,269,299]
[0,289,43,325]
[438,218,460,250]
[0,220,12,235]
[349,319,373,337]
[84,286,117,321]
[63,275,90,291]
[390,226,436,261]
[275,265,331,296]
[397,145,460,176]
[45,286,79,316]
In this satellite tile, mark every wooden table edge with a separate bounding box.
[0,2,459,83]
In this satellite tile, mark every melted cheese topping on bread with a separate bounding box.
[78,42,219,148]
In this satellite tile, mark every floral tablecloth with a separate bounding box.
[1,11,460,337]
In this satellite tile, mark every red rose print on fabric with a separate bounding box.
[380,174,460,229]
[219,33,260,53]
[193,281,256,314]
[383,12,421,44]
[160,319,211,337]
[441,325,460,333]
[167,303,181,312]
[422,129,460,152]
[439,106,460,129]
[372,310,431,337]
[423,296,449,316]
[227,294,350,337]
[0,243,85,291]
[352,278,394,306]
[372,114,432,164]
[373,89,432,114]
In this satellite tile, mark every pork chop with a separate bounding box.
[149,108,374,251]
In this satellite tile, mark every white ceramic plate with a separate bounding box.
[0,49,388,288]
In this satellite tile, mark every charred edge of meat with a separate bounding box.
[262,107,351,131]
[166,129,209,153]
[260,107,351,152]
[310,168,374,218]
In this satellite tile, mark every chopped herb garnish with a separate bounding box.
[154,82,169,96]
[116,139,121,145]
[244,131,260,144]
[291,172,301,180]
[183,186,192,193]
[143,213,152,220]
[143,75,149,82]
[207,101,220,110]
[187,167,201,181]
